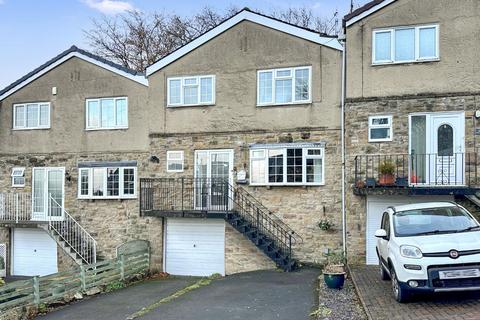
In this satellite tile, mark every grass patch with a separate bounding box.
[126,274,220,319]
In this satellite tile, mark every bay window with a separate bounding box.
[13,102,50,129]
[250,144,324,186]
[373,24,439,64]
[78,165,136,199]
[257,66,311,106]
[86,97,128,130]
[167,75,215,106]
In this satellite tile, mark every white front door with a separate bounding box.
[165,218,225,276]
[32,168,65,221]
[13,228,58,276]
[430,114,465,185]
[194,150,234,210]
[409,112,465,186]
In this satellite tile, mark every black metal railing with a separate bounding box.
[354,152,479,189]
[140,177,303,257]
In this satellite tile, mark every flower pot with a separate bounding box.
[378,174,394,185]
[355,180,365,188]
[324,272,345,289]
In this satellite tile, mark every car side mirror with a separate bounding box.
[375,229,388,239]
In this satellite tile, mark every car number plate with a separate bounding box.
[438,269,480,279]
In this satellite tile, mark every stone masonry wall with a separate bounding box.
[149,128,343,267]
[0,151,165,273]
[345,94,480,263]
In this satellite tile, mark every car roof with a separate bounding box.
[390,202,457,213]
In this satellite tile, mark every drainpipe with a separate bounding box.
[339,34,347,257]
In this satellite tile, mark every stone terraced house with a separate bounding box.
[344,0,480,265]
[0,9,344,277]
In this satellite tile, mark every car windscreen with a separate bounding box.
[393,206,479,237]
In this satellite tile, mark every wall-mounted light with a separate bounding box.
[65,171,72,182]
[149,155,160,163]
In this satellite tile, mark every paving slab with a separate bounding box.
[350,265,480,320]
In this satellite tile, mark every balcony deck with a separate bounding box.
[353,153,480,196]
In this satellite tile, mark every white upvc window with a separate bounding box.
[372,24,439,64]
[11,167,25,187]
[257,66,312,106]
[167,75,215,107]
[167,151,184,172]
[249,146,324,186]
[78,166,136,199]
[86,97,128,130]
[369,115,393,142]
[13,102,50,129]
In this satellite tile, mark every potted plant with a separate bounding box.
[318,219,333,231]
[378,160,395,185]
[323,251,346,289]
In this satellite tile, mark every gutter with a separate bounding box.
[339,33,347,257]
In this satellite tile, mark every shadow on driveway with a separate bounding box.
[39,268,320,320]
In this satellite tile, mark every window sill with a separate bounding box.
[12,127,50,131]
[167,103,215,108]
[249,183,325,187]
[368,139,393,143]
[371,58,440,67]
[78,196,137,200]
[85,127,129,131]
[256,101,312,108]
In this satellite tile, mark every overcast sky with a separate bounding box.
[0,0,369,88]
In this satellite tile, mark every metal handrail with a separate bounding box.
[139,177,303,258]
[48,195,97,265]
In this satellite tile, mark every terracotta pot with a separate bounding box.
[410,175,418,184]
[355,180,365,188]
[379,174,395,185]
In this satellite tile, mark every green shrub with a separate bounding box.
[379,160,395,175]
[0,256,4,270]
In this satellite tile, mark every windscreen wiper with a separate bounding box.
[456,226,480,233]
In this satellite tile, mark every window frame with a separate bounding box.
[257,66,312,106]
[167,75,216,107]
[12,102,51,130]
[249,146,325,186]
[368,115,393,142]
[166,151,184,173]
[11,167,25,187]
[77,166,137,199]
[372,24,439,65]
[85,97,129,130]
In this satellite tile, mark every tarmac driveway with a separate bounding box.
[40,268,320,320]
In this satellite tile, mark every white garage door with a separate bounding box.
[165,218,225,276]
[366,196,452,265]
[13,228,58,276]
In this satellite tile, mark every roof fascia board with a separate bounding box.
[146,10,343,76]
[346,0,397,27]
[0,52,148,101]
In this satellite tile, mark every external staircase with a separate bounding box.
[140,178,303,271]
[0,192,97,265]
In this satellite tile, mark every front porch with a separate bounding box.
[353,153,480,196]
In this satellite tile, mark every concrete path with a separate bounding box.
[39,268,320,320]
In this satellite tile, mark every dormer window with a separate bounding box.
[373,25,439,64]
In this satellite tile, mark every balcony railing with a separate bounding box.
[354,153,480,192]
[0,193,33,223]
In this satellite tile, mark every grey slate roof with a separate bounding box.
[0,45,144,98]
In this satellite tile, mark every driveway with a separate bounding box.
[40,268,320,320]
[350,265,480,320]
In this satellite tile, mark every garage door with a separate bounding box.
[366,196,452,265]
[13,228,58,276]
[165,218,225,276]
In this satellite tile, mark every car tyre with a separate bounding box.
[390,266,410,303]
[379,260,390,280]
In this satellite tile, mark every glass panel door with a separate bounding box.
[194,150,233,210]
[410,115,427,185]
[32,168,64,221]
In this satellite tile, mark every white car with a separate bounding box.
[375,202,480,302]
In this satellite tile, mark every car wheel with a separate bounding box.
[390,267,410,303]
[379,260,390,280]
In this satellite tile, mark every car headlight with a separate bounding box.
[400,245,423,259]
